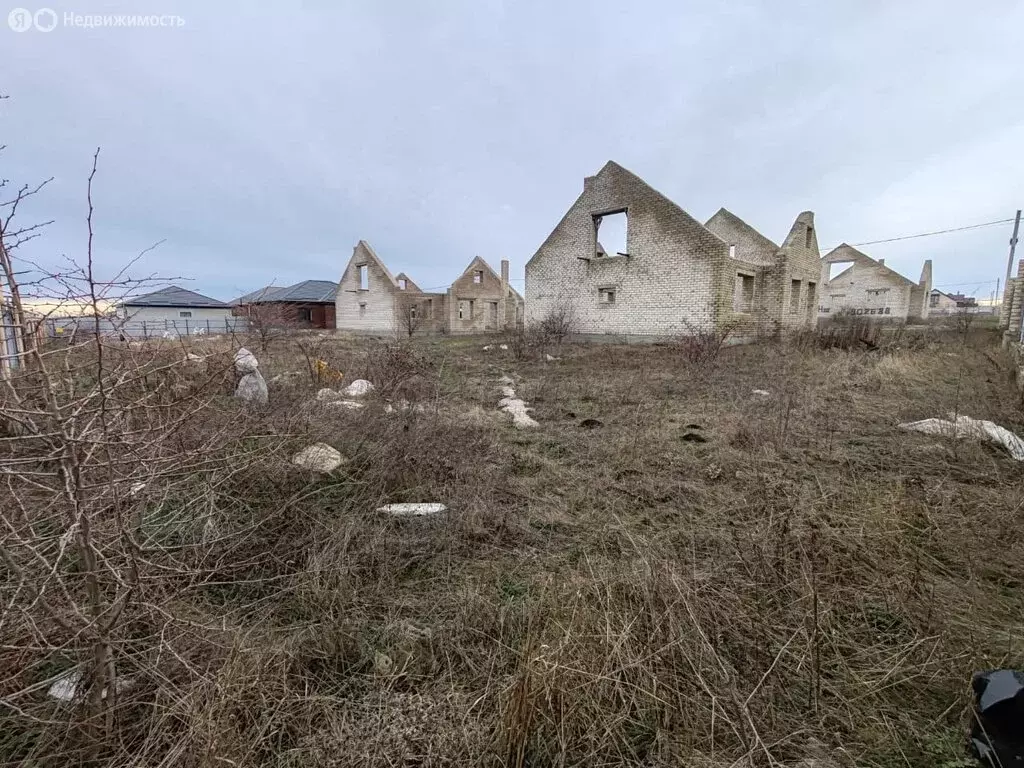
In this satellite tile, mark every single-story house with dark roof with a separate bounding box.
[117,285,235,333]
[232,280,338,329]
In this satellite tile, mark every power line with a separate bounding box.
[848,218,1015,248]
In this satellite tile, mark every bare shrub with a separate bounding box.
[673,321,735,365]
[793,309,884,351]
[358,339,436,402]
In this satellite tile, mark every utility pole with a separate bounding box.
[1000,210,1021,327]
[1004,210,1021,302]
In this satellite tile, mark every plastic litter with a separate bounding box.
[899,414,1024,461]
[970,669,1024,766]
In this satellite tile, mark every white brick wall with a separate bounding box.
[525,162,725,336]
[335,241,399,334]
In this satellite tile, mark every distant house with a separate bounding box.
[930,290,980,315]
[118,285,233,332]
[335,240,523,335]
[819,246,932,321]
[233,280,338,329]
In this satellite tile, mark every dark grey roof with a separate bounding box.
[233,285,284,304]
[235,280,337,304]
[122,285,228,308]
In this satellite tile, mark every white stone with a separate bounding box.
[499,385,516,398]
[499,344,509,350]
[236,370,268,405]
[316,387,343,401]
[128,482,146,497]
[483,345,493,351]
[752,389,771,396]
[328,400,365,410]
[234,347,259,374]
[184,353,203,362]
[377,502,447,516]
[545,354,561,361]
[341,379,375,397]
[498,375,514,385]
[291,443,345,472]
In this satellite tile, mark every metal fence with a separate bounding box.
[45,316,251,340]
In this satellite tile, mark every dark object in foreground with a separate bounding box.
[970,669,1024,766]
[680,431,708,443]
[578,418,603,429]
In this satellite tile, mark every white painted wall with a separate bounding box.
[121,306,235,333]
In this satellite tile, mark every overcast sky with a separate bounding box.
[4,0,1023,302]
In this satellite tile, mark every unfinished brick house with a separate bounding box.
[818,245,932,321]
[524,161,820,338]
[704,208,821,332]
[335,241,523,335]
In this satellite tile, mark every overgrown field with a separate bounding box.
[2,323,1022,767]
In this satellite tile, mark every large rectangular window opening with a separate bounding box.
[805,226,814,249]
[806,282,817,319]
[358,264,369,290]
[598,287,616,304]
[734,273,754,313]
[594,209,628,258]
[828,261,854,281]
[790,280,801,313]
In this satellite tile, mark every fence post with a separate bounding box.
[185,318,190,337]
[206,319,210,334]
[142,320,147,339]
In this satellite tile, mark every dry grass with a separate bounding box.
[2,325,1022,767]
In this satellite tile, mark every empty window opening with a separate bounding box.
[790,280,801,313]
[299,307,313,323]
[828,261,854,281]
[806,282,817,318]
[358,302,367,316]
[409,305,416,319]
[398,278,407,290]
[866,288,890,295]
[459,300,473,320]
[489,301,498,324]
[734,273,754,313]
[426,298,433,318]
[594,210,628,258]
[599,287,616,304]
[729,244,736,259]
[179,311,192,318]
[805,226,813,249]
[468,300,474,318]
[473,270,483,284]
[357,264,369,290]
